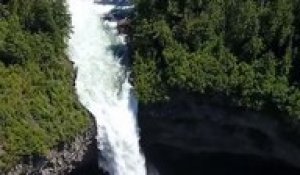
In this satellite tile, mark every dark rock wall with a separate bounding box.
[139,97,300,174]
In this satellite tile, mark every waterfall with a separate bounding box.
[67,0,146,175]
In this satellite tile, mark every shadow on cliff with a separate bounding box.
[138,92,300,175]
[143,144,300,175]
[69,136,104,175]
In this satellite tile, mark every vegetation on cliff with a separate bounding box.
[132,0,300,120]
[0,0,89,171]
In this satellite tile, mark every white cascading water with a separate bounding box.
[67,0,146,175]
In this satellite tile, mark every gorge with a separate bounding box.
[67,0,300,174]
[2,0,300,174]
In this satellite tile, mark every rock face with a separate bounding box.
[6,121,100,175]
[139,96,300,175]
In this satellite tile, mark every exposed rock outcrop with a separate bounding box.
[139,95,300,174]
[6,122,100,175]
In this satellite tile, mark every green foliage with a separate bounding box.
[0,0,89,171]
[132,0,300,120]
[133,52,166,103]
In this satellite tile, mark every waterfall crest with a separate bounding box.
[67,0,146,174]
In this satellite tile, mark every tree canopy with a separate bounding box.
[132,0,300,120]
[0,0,89,171]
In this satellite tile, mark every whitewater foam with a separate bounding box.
[67,0,146,174]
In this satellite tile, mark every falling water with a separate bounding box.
[67,0,146,174]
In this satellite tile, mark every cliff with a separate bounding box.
[139,94,300,174]
[6,121,100,175]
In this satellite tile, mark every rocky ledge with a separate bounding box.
[139,95,300,175]
[6,121,99,175]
